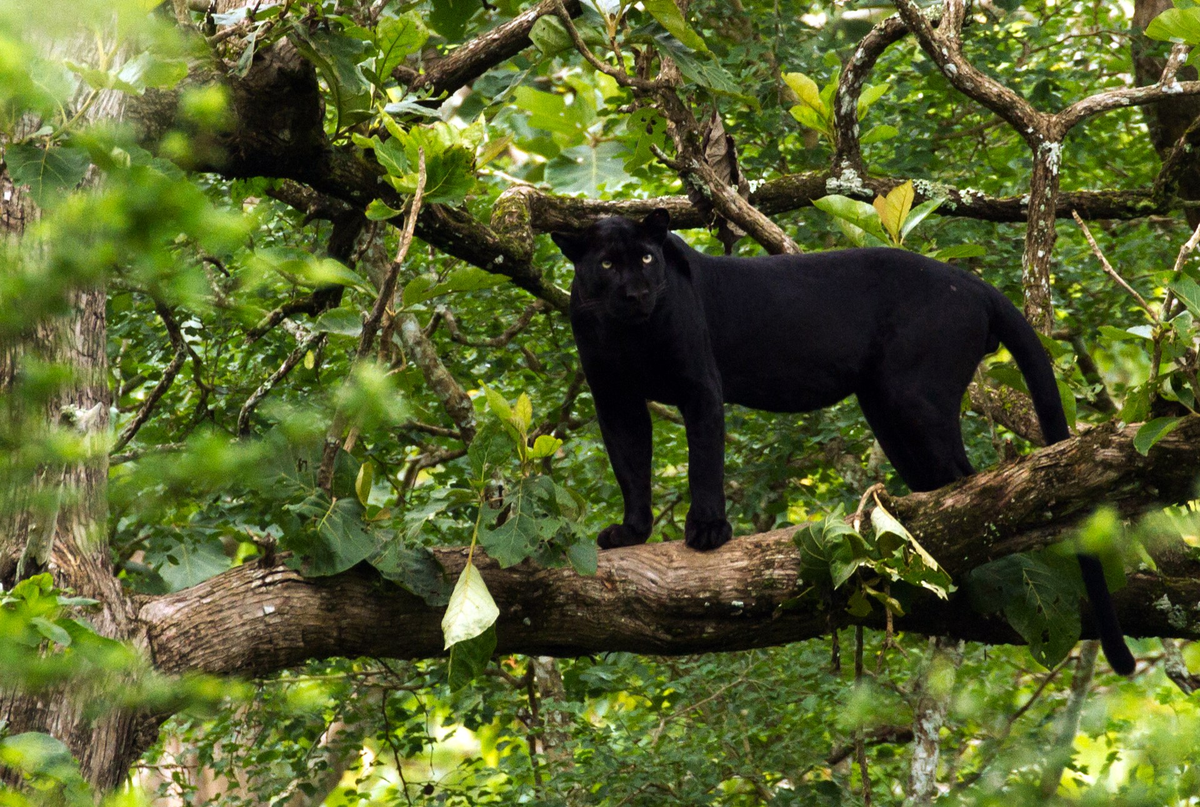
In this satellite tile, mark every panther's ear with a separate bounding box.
[641,208,671,243]
[551,231,588,263]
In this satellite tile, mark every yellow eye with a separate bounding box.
[601,260,612,269]
[642,254,653,264]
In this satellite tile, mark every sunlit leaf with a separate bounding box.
[442,561,499,649]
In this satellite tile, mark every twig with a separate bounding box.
[854,625,873,807]
[436,301,546,348]
[112,300,189,453]
[1072,211,1157,320]
[318,150,427,492]
[551,0,660,91]
[238,331,327,437]
[1038,641,1099,797]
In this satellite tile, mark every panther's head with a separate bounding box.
[552,209,675,322]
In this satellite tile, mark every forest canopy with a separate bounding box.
[3,0,1200,804]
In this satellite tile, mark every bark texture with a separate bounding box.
[140,417,1200,680]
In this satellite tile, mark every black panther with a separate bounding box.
[552,209,1134,675]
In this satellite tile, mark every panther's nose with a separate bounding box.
[626,288,650,303]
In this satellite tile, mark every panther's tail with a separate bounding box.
[988,289,1136,676]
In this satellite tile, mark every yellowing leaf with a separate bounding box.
[783,72,823,114]
[873,180,915,243]
[441,562,499,649]
[515,393,533,432]
[355,461,373,506]
[528,434,563,459]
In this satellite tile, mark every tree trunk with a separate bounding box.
[0,39,145,793]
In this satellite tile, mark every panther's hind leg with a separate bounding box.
[858,386,973,493]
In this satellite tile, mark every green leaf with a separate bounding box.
[623,108,668,171]
[1097,324,1151,343]
[784,71,831,137]
[860,124,899,144]
[1134,416,1182,456]
[856,82,890,117]
[967,552,1083,669]
[870,497,953,600]
[371,542,450,605]
[447,624,496,690]
[0,732,85,783]
[483,385,514,421]
[794,507,867,589]
[469,418,515,479]
[566,540,598,575]
[812,194,888,244]
[365,199,403,220]
[514,86,591,138]
[158,539,232,591]
[530,15,572,55]
[283,495,377,577]
[30,616,71,647]
[1146,7,1200,43]
[930,243,987,261]
[442,561,499,649]
[547,142,637,196]
[514,393,533,431]
[1118,382,1152,424]
[116,52,189,93]
[374,13,428,79]
[782,72,824,116]
[644,31,752,102]
[873,181,913,243]
[4,143,90,205]
[642,0,709,52]
[429,0,478,40]
[314,308,363,337]
[479,476,560,567]
[1170,277,1200,319]
[291,29,373,129]
[899,197,943,241]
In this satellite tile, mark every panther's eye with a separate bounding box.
[642,254,653,264]
[601,260,613,269]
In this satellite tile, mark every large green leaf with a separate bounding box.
[373,14,428,79]
[4,143,90,206]
[1146,7,1200,44]
[371,541,450,606]
[812,194,889,245]
[158,539,232,592]
[283,495,378,577]
[447,624,496,690]
[428,0,477,40]
[546,142,636,196]
[642,0,709,53]
[479,476,563,567]
[468,418,516,480]
[967,552,1083,668]
[1134,416,1182,456]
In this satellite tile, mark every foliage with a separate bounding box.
[2,0,1200,805]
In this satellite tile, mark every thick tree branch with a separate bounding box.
[141,417,1200,678]
[394,0,583,98]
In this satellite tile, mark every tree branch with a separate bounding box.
[394,0,583,98]
[141,417,1200,679]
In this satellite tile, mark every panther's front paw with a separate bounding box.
[597,523,650,549]
[684,516,733,551]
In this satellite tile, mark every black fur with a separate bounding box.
[552,210,1134,675]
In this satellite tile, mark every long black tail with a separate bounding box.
[989,290,1136,676]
